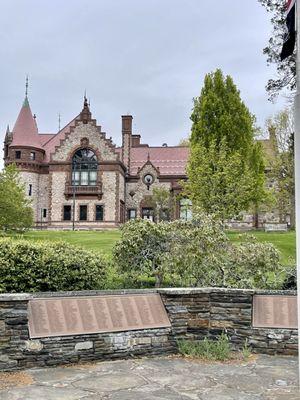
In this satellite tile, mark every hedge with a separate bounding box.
[0,238,107,293]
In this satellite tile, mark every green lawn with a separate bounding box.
[15,229,296,265]
[20,230,121,256]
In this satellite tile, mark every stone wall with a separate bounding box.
[0,288,297,371]
[160,288,298,356]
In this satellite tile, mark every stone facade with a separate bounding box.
[4,96,189,229]
[0,288,297,371]
[4,94,285,229]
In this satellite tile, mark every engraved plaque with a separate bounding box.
[253,295,298,329]
[28,294,171,338]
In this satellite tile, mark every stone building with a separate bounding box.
[3,94,190,229]
[3,92,284,229]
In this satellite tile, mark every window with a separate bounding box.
[179,199,192,221]
[30,151,36,160]
[128,209,136,220]
[95,205,104,221]
[79,205,88,221]
[72,148,97,186]
[63,205,71,221]
[142,208,154,221]
[43,209,47,218]
[28,184,32,196]
[15,151,21,159]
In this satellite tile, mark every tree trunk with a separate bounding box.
[155,273,162,288]
[290,191,295,229]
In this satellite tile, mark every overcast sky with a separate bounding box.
[0,0,286,168]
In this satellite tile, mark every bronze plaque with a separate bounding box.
[253,295,298,329]
[28,294,171,338]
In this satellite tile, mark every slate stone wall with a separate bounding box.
[0,288,297,371]
[159,288,298,356]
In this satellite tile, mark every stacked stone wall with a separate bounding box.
[0,288,297,371]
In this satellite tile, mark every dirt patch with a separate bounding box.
[0,371,34,390]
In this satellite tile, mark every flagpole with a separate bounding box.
[295,0,300,386]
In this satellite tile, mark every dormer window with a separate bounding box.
[30,151,36,160]
[72,148,98,186]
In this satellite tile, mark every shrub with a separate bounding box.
[224,235,286,289]
[0,238,107,293]
[177,334,231,361]
[113,214,287,290]
[113,219,171,287]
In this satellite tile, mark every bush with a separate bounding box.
[177,334,231,361]
[113,219,171,287]
[113,214,287,290]
[0,238,108,293]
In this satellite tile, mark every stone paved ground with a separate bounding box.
[0,355,298,399]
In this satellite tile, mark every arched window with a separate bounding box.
[72,148,98,186]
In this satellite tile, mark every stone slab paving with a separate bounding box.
[0,355,298,399]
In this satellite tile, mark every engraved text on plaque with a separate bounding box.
[28,294,171,338]
[252,295,297,329]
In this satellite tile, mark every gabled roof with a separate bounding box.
[42,117,78,161]
[10,97,43,150]
[130,146,189,176]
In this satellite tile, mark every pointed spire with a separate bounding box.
[6,125,10,134]
[10,87,42,149]
[25,75,29,97]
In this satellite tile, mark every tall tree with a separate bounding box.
[187,69,267,221]
[266,108,295,226]
[0,165,33,232]
[258,0,296,99]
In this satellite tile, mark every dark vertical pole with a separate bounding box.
[72,161,75,231]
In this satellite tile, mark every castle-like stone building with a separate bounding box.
[3,94,190,228]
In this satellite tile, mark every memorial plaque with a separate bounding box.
[28,294,171,338]
[252,295,297,329]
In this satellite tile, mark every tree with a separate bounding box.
[178,138,190,147]
[258,0,295,99]
[151,187,175,221]
[113,219,171,287]
[0,165,33,232]
[187,69,267,221]
[266,108,295,226]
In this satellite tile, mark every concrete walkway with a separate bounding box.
[0,355,298,399]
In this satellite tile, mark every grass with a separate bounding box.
[18,230,121,256]
[177,335,252,362]
[177,334,231,361]
[8,229,296,265]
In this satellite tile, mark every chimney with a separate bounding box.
[131,134,141,147]
[122,115,132,171]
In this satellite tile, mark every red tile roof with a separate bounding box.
[43,117,78,161]
[130,146,189,175]
[39,134,55,145]
[10,97,43,150]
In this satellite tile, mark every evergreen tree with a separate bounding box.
[0,165,33,232]
[187,69,267,221]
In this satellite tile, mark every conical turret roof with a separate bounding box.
[10,96,43,150]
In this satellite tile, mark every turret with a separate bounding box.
[7,92,44,166]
